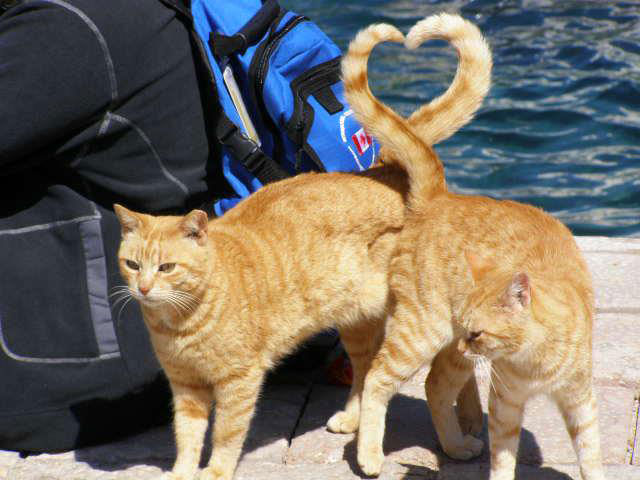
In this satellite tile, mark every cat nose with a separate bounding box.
[139,285,150,296]
[468,331,482,341]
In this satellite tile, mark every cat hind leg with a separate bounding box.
[327,319,383,434]
[456,373,484,436]
[426,342,484,460]
[555,384,606,480]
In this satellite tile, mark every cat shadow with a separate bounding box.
[71,377,315,473]
[307,385,572,480]
[71,371,570,480]
[71,335,336,473]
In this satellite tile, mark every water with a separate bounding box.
[281,0,640,236]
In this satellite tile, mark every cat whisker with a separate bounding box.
[109,285,131,291]
[480,358,493,393]
[166,290,199,312]
[116,297,134,321]
[476,357,499,395]
[111,293,131,309]
[165,299,183,317]
[489,362,509,393]
[474,356,509,395]
[166,297,189,315]
[110,286,134,309]
[172,300,196,314]
[150,289,199,317]
[109,286,133,298]
[171,296,199,312]
[170,290,199,301]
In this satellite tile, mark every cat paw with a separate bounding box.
[327,410,359,433]
[159,473,189,480]
[457,411,484,437]
[443,434,484,460]
[199,465,232,480]
[357,446,384,477]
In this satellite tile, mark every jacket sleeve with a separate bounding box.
[0,1,113,173]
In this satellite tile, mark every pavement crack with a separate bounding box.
[287,381,314,450]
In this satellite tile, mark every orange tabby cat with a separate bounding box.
[343,15,606,480]
[113,13,491,480]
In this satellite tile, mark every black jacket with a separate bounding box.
[0,0,225,451]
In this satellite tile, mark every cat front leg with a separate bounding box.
[327,320,383,434]
[426,342,484,460]
[167,381,213,480]
[555,385,606,480]
[200,369,263,480]
[487,371,526,480]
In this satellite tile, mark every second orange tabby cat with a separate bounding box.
[342,15,606,480]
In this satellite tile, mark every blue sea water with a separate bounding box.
[282,0,640,236]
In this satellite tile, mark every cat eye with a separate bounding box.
[125,260,140,271]
[158,263,176,273]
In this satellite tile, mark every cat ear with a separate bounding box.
[503,272,531,310]
[181,209,208,246]
[113,204,141,235]
[465,251,495,282]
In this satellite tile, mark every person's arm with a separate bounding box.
[0,1,112,173]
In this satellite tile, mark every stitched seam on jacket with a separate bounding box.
[108,112,190,195]
[0,214,100,236]
[0,314,120,364]
[31,0,120,167]
[31,0,118,101]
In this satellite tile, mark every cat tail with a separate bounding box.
[342,24,446,207]
[405,13,492,145]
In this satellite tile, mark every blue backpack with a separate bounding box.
[174,0,380,215]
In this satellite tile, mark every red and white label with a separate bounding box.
[351,128,372,155]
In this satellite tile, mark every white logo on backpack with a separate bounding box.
[339,109,376,171]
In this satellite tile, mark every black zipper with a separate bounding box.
[287,57,341,144]
[248,14,308,163]
[285,58,342,171]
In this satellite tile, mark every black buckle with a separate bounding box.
[220,126,259,163]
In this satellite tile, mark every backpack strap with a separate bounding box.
[160,0,289,185]
[216,114,288,184]
[209,0,280,58]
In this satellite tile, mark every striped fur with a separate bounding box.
[405,13,492,145]
[341,23,445,207]
[348,18,606,480]
[342,13,492,207]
